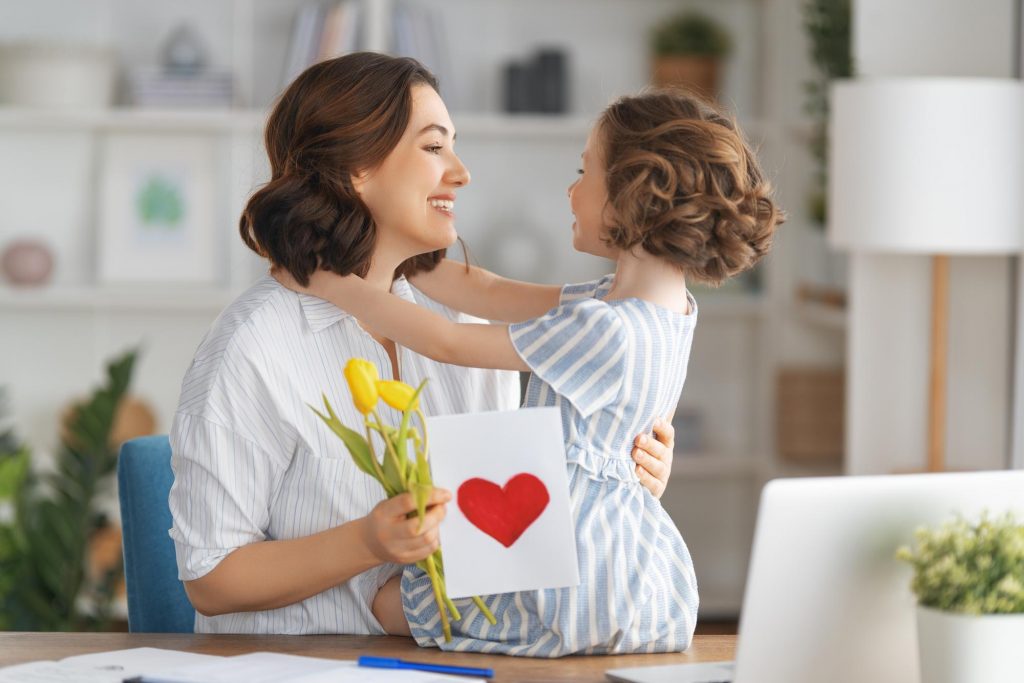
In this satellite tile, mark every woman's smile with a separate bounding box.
[429,194,456,217]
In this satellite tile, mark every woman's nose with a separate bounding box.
[447,153,471,187]
[567,179,578,198]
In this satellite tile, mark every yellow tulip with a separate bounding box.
[377,380,419,412]
[344,358,379,414]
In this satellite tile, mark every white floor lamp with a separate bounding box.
[828,78,1024,472]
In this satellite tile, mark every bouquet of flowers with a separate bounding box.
[311,358,496,641]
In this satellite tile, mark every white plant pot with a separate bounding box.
[917,606,1024,683]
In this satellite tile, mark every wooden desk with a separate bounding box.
[0,633,736,682]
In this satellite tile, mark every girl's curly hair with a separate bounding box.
[598,90,783,285]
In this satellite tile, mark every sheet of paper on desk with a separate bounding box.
[426,407,579,599]
[0,647,220,682]
[139,652,484,682]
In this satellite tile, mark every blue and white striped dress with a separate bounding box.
[402,274,700,656]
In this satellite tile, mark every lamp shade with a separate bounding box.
[828,78,1024,254]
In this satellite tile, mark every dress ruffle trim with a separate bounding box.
[564,442,640,484]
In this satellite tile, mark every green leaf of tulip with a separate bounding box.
[309,397,379,481]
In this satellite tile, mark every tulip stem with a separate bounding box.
[372,409,407,491]
[415,408,430,462]
[423,553,451,642]
[472,596,497,625]
[444,593,462,622]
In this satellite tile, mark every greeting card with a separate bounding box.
[425,407,579,599]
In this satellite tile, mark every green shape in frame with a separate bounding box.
[136,173,185,232]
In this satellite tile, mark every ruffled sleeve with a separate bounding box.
[508,298,627,417]
[559,273,615,304]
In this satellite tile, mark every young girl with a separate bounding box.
[285,89,781,655]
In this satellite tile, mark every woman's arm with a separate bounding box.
[293,269,529,372]
[410,259,561,323]
[184,489,449,616]
[633,418,675,499]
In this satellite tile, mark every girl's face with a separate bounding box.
[568,125,617,259]
[353,85,470,262]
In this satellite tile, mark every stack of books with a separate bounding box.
[126,68,233,108]
[282,1,363,90]
[280,1,450,100]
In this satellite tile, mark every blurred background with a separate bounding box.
[0,0,1019,632]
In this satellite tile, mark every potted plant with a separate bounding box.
[650,12,732,100]
[0,351,136,630]
[897,513,1024,683]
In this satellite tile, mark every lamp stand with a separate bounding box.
[927,255,949,472]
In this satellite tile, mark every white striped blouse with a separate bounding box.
[168,274,520,634]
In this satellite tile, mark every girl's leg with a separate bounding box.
[373,575,411,636]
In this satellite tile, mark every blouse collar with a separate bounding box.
[297,274,417,334]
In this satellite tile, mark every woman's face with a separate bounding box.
[353,85,470,262]
[568,125,617,259]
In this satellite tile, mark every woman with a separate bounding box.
[168,52,676,635]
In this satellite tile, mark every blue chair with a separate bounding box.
[118,435,195,632]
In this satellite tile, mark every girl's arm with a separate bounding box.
[409,258,561,323]
[304,269,529,372]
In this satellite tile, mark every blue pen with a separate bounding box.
[358,655,494,679]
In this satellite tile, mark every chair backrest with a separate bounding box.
[118,435,195,632]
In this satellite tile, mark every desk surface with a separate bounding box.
[0,633,736,682]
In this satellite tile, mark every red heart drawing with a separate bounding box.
[457,473,550,548]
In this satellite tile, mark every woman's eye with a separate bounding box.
[576,168,584,175]
[425,144,443,154]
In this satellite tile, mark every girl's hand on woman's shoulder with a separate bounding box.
[633,417,674,499]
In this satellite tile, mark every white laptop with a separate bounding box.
[607,470,1024,683]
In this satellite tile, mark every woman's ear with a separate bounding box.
[349,171,367,195]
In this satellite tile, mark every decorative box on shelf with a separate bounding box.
[775,367,844,464]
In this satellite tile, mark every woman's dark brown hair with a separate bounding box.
[598,89,783,285]
[239,52,447,286]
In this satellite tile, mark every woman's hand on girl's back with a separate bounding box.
[633,417,675,499]
[359,488,452,565]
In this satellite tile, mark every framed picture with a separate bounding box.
[97,133,219,284]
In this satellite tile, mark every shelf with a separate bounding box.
[453,113,593,139]
[792,301,847,332]
[0,285,239,312]
[0,107,770,143]
[453,113,769,142]
[0,107,266,132]
[672,454,759,478]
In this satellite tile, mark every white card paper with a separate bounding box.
[426,407,579,599]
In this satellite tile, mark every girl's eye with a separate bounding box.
[425,144,443,154]
[576,168,584,175]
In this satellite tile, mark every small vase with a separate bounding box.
[916,605,1024,683]
[651,55,720,100]
[1,239,54,286]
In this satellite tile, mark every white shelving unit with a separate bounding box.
[0,0,844,619]
[0,285,239,312]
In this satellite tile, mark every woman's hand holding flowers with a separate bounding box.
[360,489,451,565]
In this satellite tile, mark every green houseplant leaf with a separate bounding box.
[0,349,136,631]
